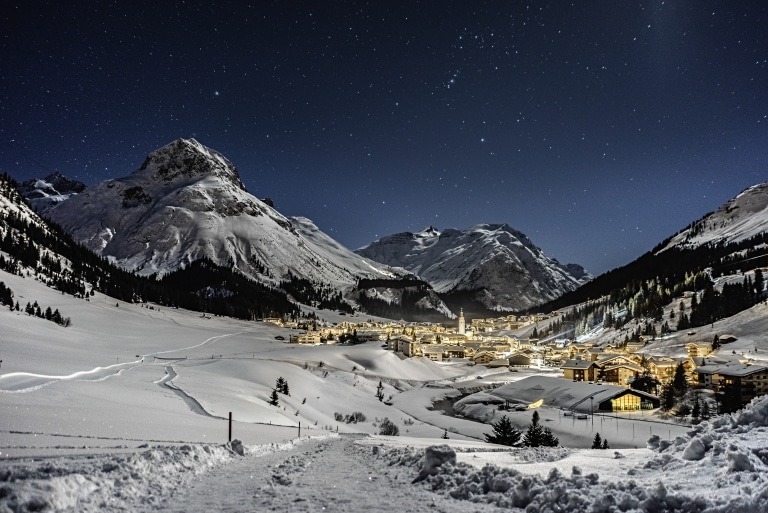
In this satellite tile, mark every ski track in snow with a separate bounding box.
[0,333,238,394]
[156,365,218,419]
[0,362,140,393]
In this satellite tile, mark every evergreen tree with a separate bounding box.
[591,433,602,449]
[268,388,279,407]
[700,399,711,420]
[523,411,557,447]
[755,269,764,299]
[541,427,559,447]
[485,415,522,447]
[661,383,676,411]
[692,392,701,419]
[712,334,721,351]
[672,362,688,398]
[442,429,449,439]
[378,418,399,436]
[376,380,384,402]
[275,377,290,395]
[601,438,609,450]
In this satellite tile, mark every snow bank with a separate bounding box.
[383,395,768,512]
[0,435,334,512]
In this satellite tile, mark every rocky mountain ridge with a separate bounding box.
[21,172,86,211]
[356,224,592,312]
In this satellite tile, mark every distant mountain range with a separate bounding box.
[355,225,591,312]
[23,139,595,318]
[17,138,768,321]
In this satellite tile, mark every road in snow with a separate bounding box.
[148,436,475,513]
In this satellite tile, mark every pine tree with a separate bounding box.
[591,433,602,449]
[275,377,289,395]
[485,415,522,447]
[700,399,710,419]
[672,362,688,398]
[661,383,676,411]
[601,438,609,450]
[442,429,449,439]
[523,411,556,447]
[692,392,701,419]
[541,427,559,447]
[268,388,280,406]
[376,380,384,402]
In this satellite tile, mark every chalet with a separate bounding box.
[687,341,713,358]
[646,357,684,383]
[422,345,447,362]
[597,355,644,386]
[442,333,470,345]
[289,332,322,345]
[395,337,418,357]
[695,363,768,403]
[473,351,498,366]
[445,346,466,359]
[508,353,532,368]
[488,358,511,368]
[561,359,599,382]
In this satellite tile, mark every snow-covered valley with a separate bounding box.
[2,267,768,512]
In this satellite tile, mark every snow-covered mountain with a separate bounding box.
[45,139,399,290]
[660,182,768,251]
[355,224,592,311]
[20,172,86,211]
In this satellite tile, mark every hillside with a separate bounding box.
[661,182,768,250]
[540,182,768,317]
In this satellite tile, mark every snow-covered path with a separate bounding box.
[146,436,492,513]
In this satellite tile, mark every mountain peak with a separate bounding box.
[418,226,440,237]
[137,138,247,191]
[356,223,592,311]
[20,172,87,212]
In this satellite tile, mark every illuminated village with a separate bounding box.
[266,307,768,412]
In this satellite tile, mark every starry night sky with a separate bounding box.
[2,1,767,275]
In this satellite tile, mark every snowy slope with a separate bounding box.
[0,175,55,236]
[661,182,768,251]
[356,224,592,311]
[44,139,398,289]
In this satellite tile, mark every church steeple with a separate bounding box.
[458,308,465,335]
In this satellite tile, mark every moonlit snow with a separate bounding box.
[2,269,768,511]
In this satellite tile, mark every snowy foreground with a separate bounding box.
[3,399,768,512]
[2,271,768,511]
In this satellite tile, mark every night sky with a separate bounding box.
[2,1,767,275]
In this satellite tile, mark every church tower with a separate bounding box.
[458,308,465,335]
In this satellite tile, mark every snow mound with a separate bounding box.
[382,395,768,512]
